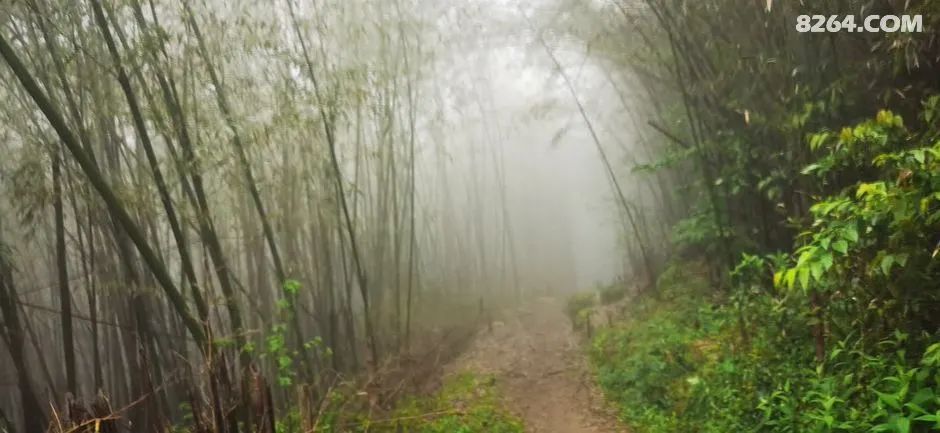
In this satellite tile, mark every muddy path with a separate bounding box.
[444,296,628,433]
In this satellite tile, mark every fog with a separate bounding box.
[5,0,935,431]
[413,1,641,293]
[0,0,658,429]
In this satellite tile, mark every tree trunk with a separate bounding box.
[0,239,48,433]
[52,148,77,394]
[0,30,208,348]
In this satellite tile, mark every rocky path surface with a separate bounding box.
[444,296,628,433]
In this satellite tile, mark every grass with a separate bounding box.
[267,371,522,433]
[590,263,730,433]
[589,260,940,433]
[387,373,524,433]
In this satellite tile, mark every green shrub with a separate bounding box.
[592,103,940,433]
[597,284,628,305]
[593,265,940,433]
[565,292,596,327]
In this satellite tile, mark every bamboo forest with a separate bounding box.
[1,0,939,432]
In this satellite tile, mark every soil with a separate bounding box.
[444,296,628,433]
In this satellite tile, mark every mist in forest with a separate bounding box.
[419,0,646,292]
[0,0,659,431]
[432,43,627,293]
[4,0,931,431]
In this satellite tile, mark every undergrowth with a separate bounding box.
[566,291,596,329]
[389,373,523,433]
[593,261,940,433]
[593,105,940,433]
[598,283,628,305]
[299,373,523,433]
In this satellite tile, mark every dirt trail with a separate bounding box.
[444,296,627,433]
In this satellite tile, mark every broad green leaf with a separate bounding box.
[895,253,909,267]
[819,251,833,270]
[833,240,848,254]
[844,225,859,243]
[896,416,911,433]
[881,255,895,275]
[810,261,824,281]
[785,268,797,289]
[798,267,810,290]
[797,248,815,267]
[875,390,902,410]
[909,388,934,406]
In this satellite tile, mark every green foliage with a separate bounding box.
[594,263,940,433]
[754,334,940,433]
[593,105,940,433]
[597,283,628,305]
[382,373,524,433]
[276,409,301,433]
[265,374,522,433]
[257,280,334,387]
[212,337,237,349]
[592,264,740,433]
[632,146,696,174]
[282,279,301,296]
[610,0,940,278]
[264,323,294,387]
[583,0,940,428]
[565,291,596,328]
[775,108,940,334]
[671,211,727,255]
